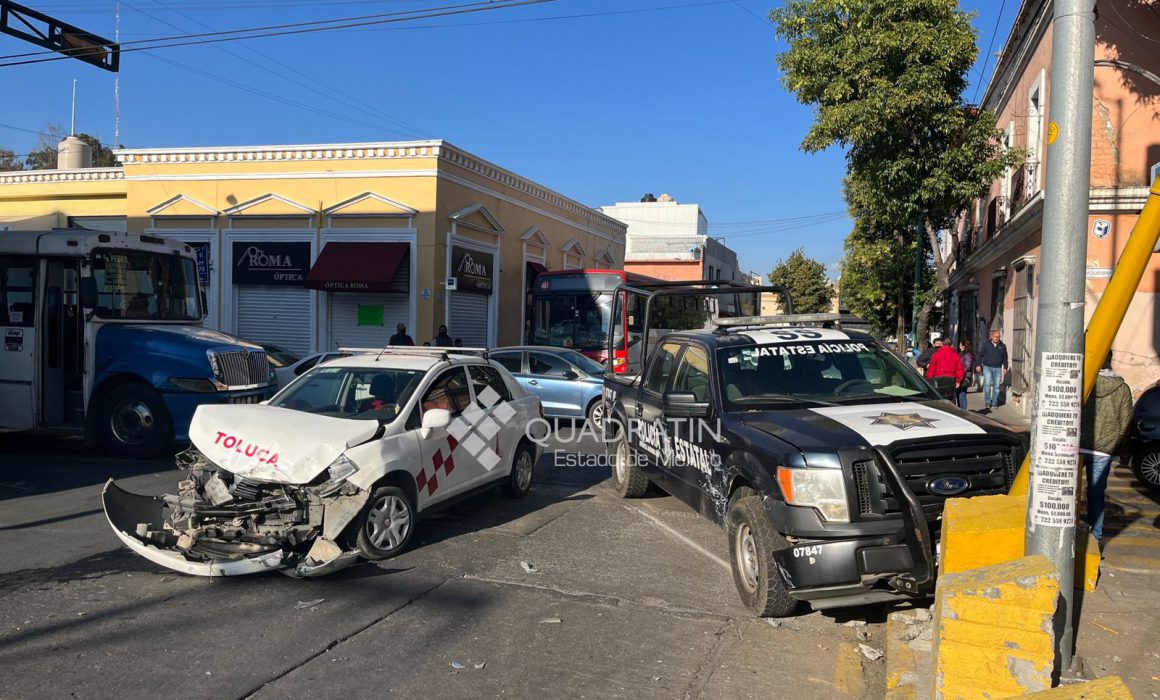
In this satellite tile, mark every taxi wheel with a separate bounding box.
[610,430,649,498]
[726,488,797,617]
[95,383,173,459]
[352,486,414,560]
[501,442,536,498]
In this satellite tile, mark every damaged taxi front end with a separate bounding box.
[103,404,381,577]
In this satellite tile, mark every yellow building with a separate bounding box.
[0,140,627,352]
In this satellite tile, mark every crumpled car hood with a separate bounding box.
[190,404,379,484]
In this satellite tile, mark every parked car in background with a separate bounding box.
[1125,382,1160,492]
[267,350,349,389]
[490,346,606,429]
[260,343,302,371]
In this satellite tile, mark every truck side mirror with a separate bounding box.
[79,276,97,310]
[664,391,710,418]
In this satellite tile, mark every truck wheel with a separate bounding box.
[501,442,535,498]
[610,430,649,498]
[351,485,415,560]
[95,383,173,459]
[726,488,797,617]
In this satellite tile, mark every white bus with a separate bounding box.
[0,230,276,457]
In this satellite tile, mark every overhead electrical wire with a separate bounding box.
[127,0,429,138]
[970,0,1007,105]
[0,0,562,67]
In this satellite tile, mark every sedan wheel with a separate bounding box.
[352,485,415,560]
[1132,449,1160,492]
[587,399,605,431]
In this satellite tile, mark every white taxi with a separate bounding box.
[103,348,545,577]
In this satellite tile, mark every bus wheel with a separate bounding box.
[96,384,173,459]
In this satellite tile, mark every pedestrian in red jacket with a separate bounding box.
[926,339,965,385]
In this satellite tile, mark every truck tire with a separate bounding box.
[726,488,797,617]
[95,383,174,459]
[610,429,649,498]
[351,485,415,560]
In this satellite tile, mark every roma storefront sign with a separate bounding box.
[232,242,311,286]
[451,245,493,295]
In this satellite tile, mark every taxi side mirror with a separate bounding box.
[420,408,451,439]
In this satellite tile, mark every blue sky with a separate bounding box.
[0,0,1013,276]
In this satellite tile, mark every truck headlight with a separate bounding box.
[777,466,849,523]
[169,377,223,393]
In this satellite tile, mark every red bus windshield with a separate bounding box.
[530,271,630,354]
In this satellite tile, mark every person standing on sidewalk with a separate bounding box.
[976,330,1008,409]
[925,337,965,392]
[1079,365,1133,545]
[916,338,940,372]
[956,339,975,410]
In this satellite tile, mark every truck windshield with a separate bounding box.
[91,249,201,321]
[718,338,935,411]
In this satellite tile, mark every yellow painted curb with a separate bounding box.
[1017,675,1133,698]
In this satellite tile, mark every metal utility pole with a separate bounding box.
[1023,0,1095,670]
[0,0,120,72]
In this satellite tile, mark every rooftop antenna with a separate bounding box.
[70,78,77,135]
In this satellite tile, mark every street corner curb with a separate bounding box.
[930,555,1060,700]
[885,608,933,700]
[1016,675,1133,699]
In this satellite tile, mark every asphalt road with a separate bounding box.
[0,428,889,699]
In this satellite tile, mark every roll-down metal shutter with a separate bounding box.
[447,292,489,347]
[329,293,410,350]
[236,286,312,354]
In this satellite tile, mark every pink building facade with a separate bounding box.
[948,0,1160,413]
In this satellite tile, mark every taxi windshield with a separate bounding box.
[718,338,935,411]
[272,366,425,420]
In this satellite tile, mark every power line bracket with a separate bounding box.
[1,0,119,72]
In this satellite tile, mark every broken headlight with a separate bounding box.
[325,454,359,483]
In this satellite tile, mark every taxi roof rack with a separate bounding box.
[713,311,870,331]
[337,346,490,362]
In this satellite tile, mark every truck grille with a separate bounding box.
[210,349,270,388]
[853,441,1016,517]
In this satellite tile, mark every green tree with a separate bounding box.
[768,247,834,314]
[772,0,1020,349]
[26,125,118,169]
[0,147,23,171]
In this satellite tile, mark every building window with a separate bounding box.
[1000,121,1014,220]
[707,265,714,280]
[1027,70,1045,194]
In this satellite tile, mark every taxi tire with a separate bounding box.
[351,485,415,560]
[501,442,536,498]
[726,488,797,618]
[611,430,649,498]
[94,383,173,459]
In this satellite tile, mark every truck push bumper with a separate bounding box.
[773,445,937,610]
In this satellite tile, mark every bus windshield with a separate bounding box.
[532,292,613,351]
[91,249,201,321]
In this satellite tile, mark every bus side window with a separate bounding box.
[1,257,37,328]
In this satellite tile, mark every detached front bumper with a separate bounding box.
[772,445,937,611]
[102,479,359,578]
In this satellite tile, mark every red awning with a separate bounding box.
[526,261,548,277]
[305,242,409,293]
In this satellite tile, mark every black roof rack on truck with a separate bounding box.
[606,280,794,376]
[713,311,871,332]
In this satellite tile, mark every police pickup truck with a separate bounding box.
[603,295,1026,616]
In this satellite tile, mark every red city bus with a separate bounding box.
[528,269,659,370]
